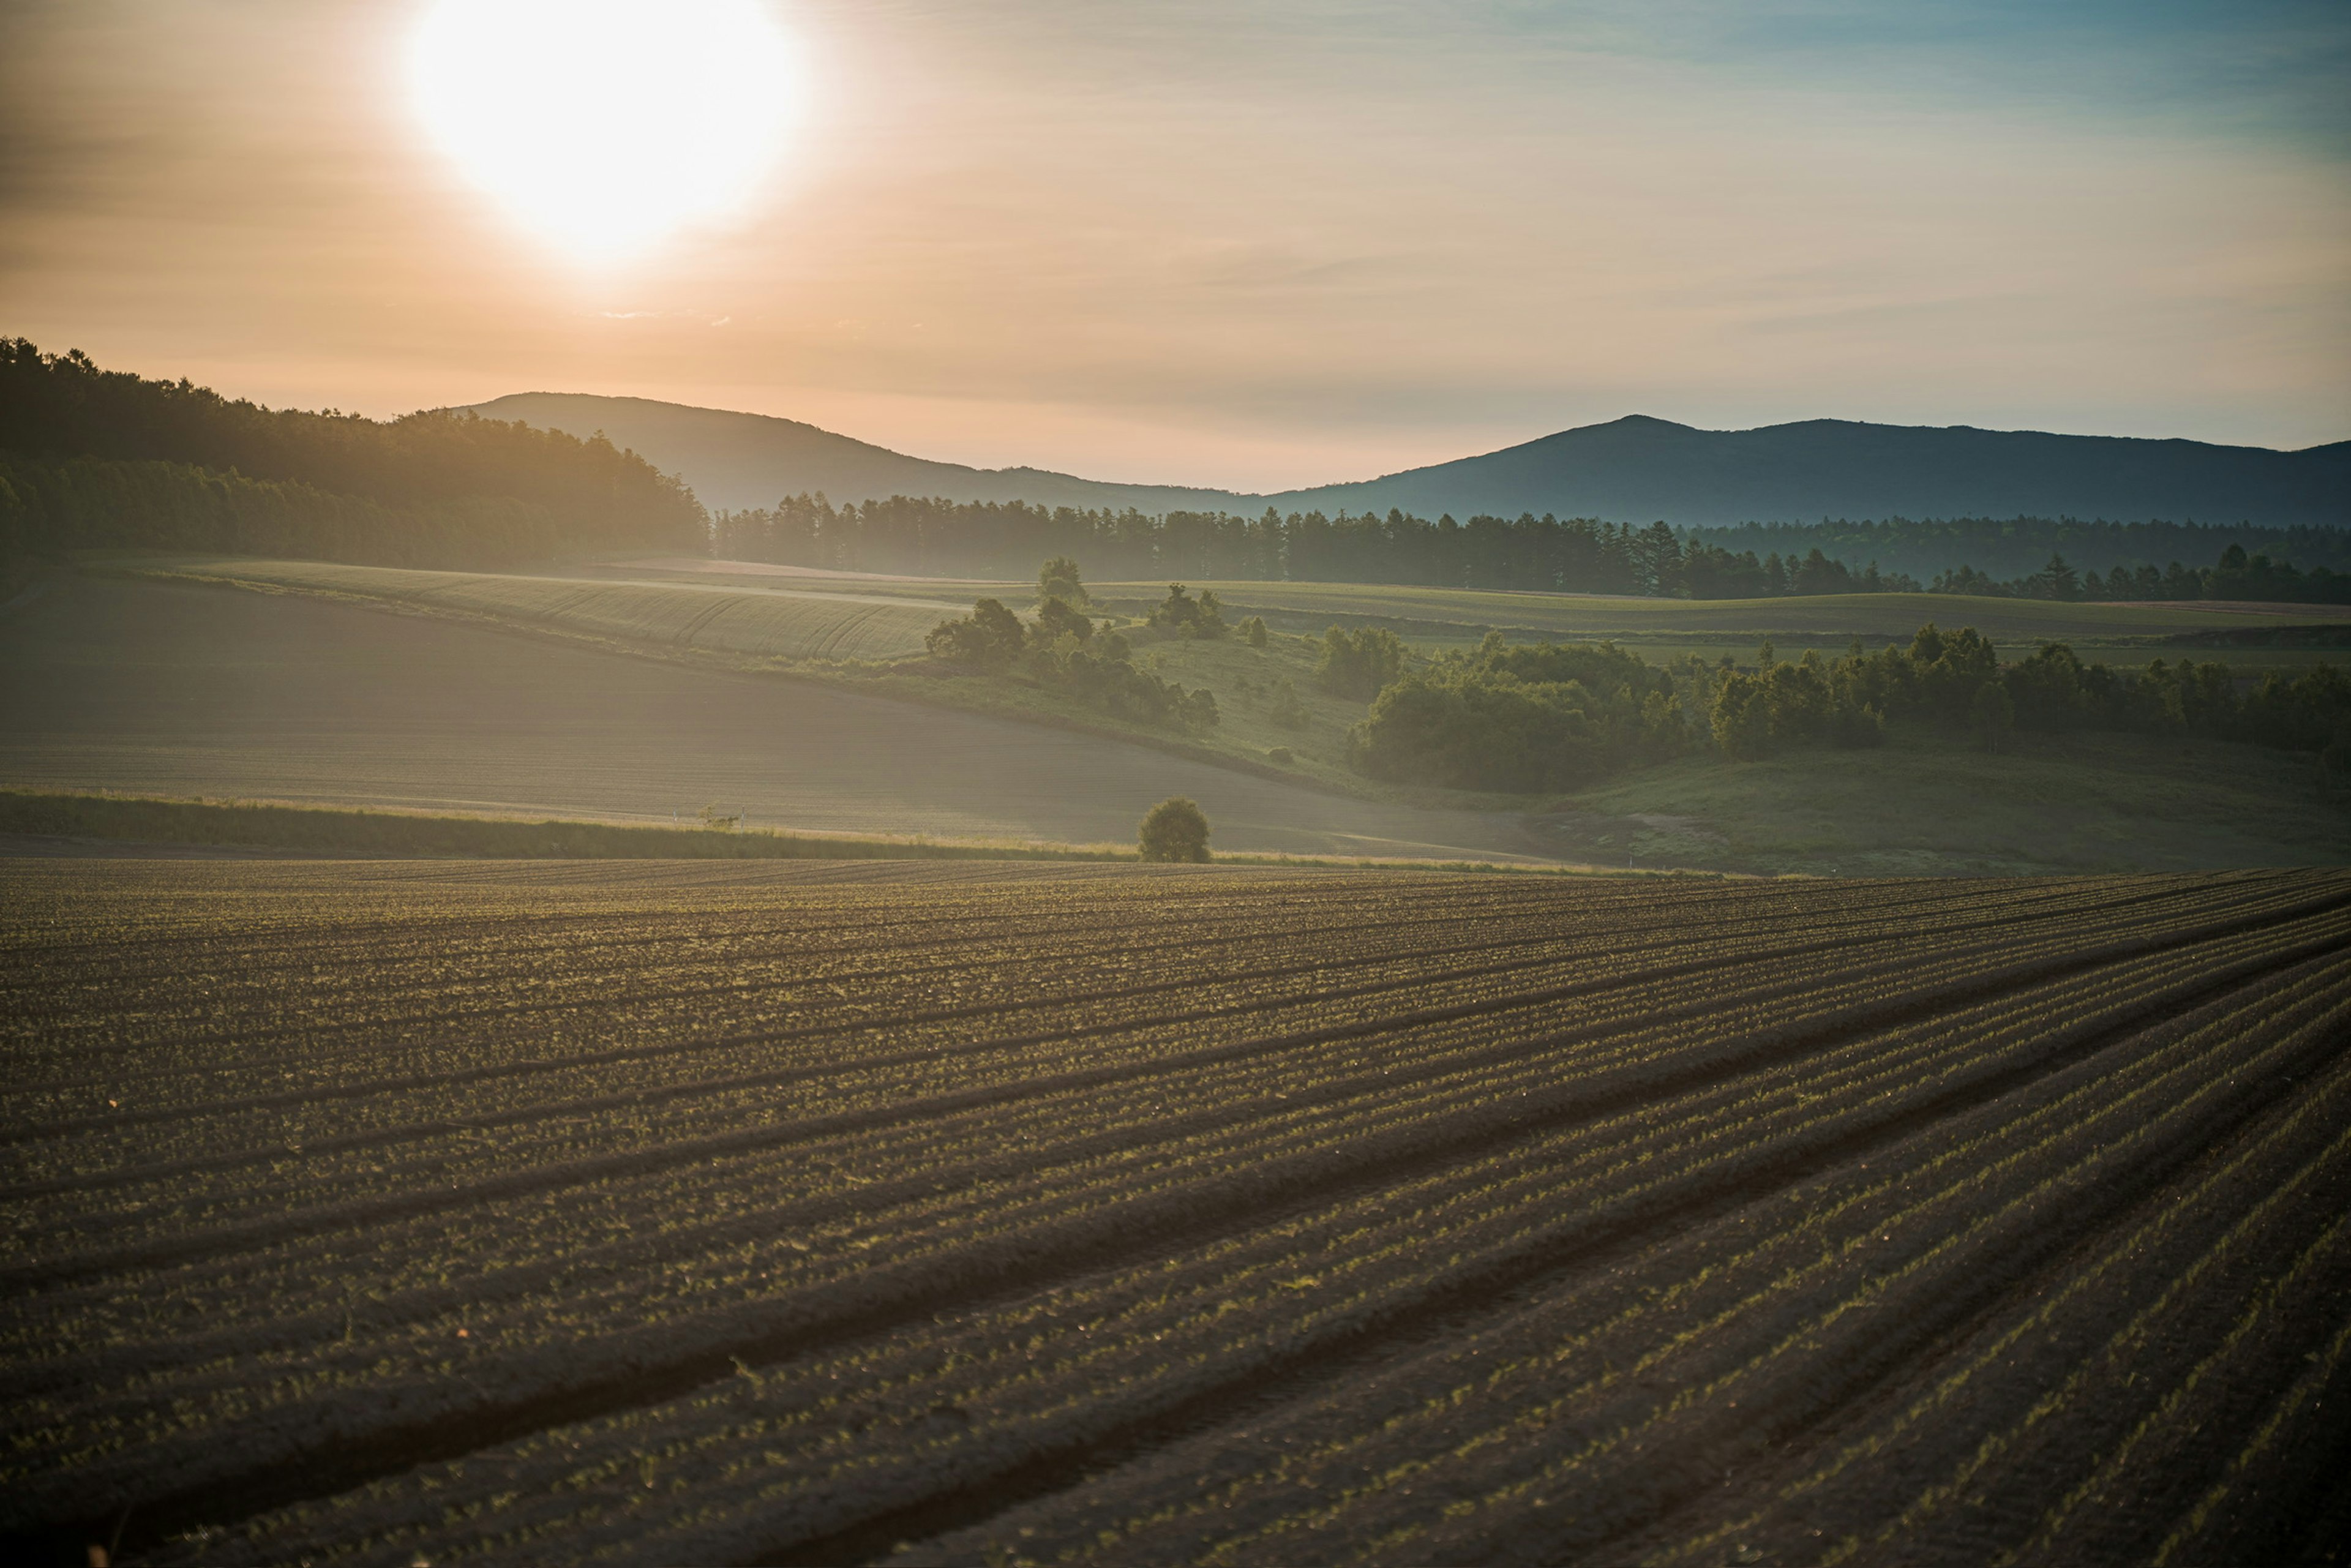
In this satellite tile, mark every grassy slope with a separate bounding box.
[4,575,1553,863]
[150,557,951,661]
[1551,729,2350,876]
[80,557,2351,876]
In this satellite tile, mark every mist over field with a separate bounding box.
[5,1,2350,1563]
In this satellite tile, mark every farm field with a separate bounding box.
[0,576,1543,863]
[606,557,2351,658]
[3,858,2349,1565]
[124,557,956,662]
[36,566,2350,876]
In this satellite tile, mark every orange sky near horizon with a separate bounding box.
[2,0,2346,490]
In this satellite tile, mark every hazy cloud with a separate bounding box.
[1,0,2344,488]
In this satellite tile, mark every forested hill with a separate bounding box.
[1276,416,2351,530]
[470,393,2350,529]
[465,392,1235,515]
[1,341,705,570]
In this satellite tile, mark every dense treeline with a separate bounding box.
[714,492,1917,598]
[0,340,704,568]
[1927,544,2351,604]
[1689,516,2351,587]
[717,492,2348,607]
[1351,624,2351,792]
[0,454,582,569]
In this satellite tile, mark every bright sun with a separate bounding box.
[410,0,801,263]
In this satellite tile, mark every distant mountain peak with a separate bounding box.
[462,391,2349,528]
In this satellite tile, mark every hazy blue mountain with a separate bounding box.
[1274,416,2351,528]
[466,394,2350,528]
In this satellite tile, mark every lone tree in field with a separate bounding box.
[1138,797,1211,862]
[1038,556,1087,606]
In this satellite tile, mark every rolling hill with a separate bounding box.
[466,392,2351,528]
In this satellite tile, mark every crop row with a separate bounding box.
[6,872,2328,1299]
[114,909,2351,1563]
[887,953,2351,1568]
[4,869,2313,1203]
[2,871,2131,1077]
[1,878,2212,1215]
[1,876,1564,1057]
[8,896,2342,1547]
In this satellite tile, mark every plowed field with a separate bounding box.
[3,859,2346,1566]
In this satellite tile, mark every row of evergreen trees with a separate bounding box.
[1929,545,2351,604]
[716,492,2342,605]
[0,340,705,571]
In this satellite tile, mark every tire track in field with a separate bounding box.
[1,875,2157,1156]
[28,916,2349,1551]
[11,880,2330,1267]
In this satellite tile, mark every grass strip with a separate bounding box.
[0,789,1575,871]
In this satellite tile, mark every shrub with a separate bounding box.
[1038,555,1087,606]
[1269,677,1310,729]
[1316,626,1405,699]
[1138,797,1210,862]
[1971,680,2015,752]
[1352,632,1685,790]
[926,598,1026,668]
[1029,595,1093,648]
[1242,615,1269,648]
[1148,584,1226,638]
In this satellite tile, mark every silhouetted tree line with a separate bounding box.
[1351,623,2351,792]
[715,493,1930,599]
[1690,517,2351,590]
[1928,545,2351,604]
[0,340,705,569]
[720,494,2351,609]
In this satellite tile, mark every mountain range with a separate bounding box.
[464,392,2351,529]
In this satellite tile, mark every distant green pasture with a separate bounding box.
[603,558,2351,649]
[137,558,951,661]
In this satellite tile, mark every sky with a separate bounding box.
[2,0,2346,490]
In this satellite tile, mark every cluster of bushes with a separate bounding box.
[1147,583,1228,637]
[924,576,1220,732]
[1351,634,1689,792]
[1346,618,2351,793]
[0,339,703,571]
[1704,623,2351,762]
[1314,626,1406,699]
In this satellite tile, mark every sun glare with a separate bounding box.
[409,0,801,264]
